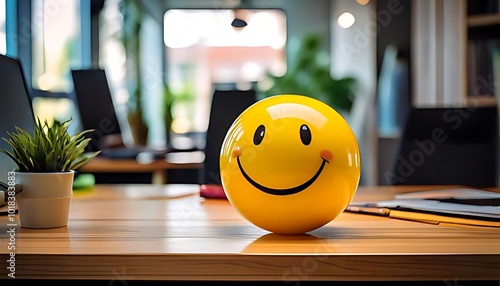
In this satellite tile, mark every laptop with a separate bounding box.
[71,69,168,159]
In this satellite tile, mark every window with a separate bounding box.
[29,0,90,131]
[98,0,129,136]
[0,0,5,55]
[164,9,287,134]
[31,0,83,93]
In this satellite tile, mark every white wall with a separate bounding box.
[141,15,165,148]
[412,0,467,107]
[330,0,377,185]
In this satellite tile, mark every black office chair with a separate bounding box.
[201,89,257,185]
[386,106,499,188]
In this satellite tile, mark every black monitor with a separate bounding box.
[0,54,35,183]
[71,69,123,152]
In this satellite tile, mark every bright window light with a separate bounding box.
[163,9,287,134]
[31,0,82,92]
[164,9,286,49]
[0,0,6,55]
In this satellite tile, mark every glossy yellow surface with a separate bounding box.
[220,94,361,234]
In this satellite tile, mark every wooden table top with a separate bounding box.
[1,184,499,282]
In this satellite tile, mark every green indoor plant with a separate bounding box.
[0,118,100,228]
[260,33,358,116]
[119,0,149,146]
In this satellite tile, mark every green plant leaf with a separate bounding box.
[259,33,358,113]
[0,117,100,173]
[70,151,101,170]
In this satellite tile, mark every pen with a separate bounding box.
[345,205,391,216]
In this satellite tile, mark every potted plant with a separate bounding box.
[0,118,100,228]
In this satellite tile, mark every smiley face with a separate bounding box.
[220,94,361,234]
[233,130,333,196]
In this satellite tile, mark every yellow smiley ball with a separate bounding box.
[220,94,361,234]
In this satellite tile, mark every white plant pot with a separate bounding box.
[15,171,75,228]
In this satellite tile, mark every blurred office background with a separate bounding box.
[1,0,498,186]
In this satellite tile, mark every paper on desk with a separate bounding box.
[354,199,500,219]
[349,187,500,222]
[394,188,500,200]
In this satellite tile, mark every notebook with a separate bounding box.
[347,187,500,227]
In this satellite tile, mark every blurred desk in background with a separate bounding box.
[79,151,205,184]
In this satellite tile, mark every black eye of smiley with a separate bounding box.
[300,124,311,145]
[253,124,265,145]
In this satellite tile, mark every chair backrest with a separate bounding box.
[386,106,499,187]
[71,69,123,152]
[201,89,257,185]
[0,54,35,182]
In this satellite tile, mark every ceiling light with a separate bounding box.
[337,12,355,29]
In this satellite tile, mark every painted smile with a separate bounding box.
[236,156,329,196]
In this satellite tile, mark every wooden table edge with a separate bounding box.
[7,253,500,281]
